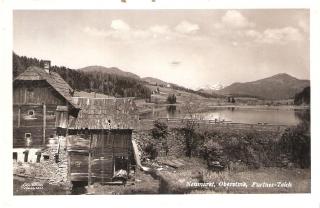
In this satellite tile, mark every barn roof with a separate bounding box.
[68,97,139,130]
[14,66,78,108]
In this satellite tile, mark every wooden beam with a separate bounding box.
[18,106,21,128]
[43,103,46,147]
[24,88,27,104]
[88,134,92,186]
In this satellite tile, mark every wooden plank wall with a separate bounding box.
[68,130,132,182]
[13,104,59,148]
[13,80,69,148]
[13,81,66,105]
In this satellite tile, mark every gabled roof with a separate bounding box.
[14,66,78,108]
[68,97,138,130]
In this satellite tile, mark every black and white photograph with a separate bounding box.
[10,8,312,195]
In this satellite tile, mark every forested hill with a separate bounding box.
[12,52,151,99]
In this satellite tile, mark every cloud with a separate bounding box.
[149,25,170,34]
[259,27,303,44]
[219,10,255,29]
[244,27,304,44]
[83,26,108,37]
[175,21,199,34]
[110,19,130,31]
[84,20,200,41]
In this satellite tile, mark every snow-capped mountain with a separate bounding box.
[197,83,225,91]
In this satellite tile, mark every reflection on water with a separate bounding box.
[166,105,177,117]
[140,105,309,126]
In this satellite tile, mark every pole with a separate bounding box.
[43,103,46,147]
[88,134,92,187]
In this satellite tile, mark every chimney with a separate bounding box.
[43,60,51,73]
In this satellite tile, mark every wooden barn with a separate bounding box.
[67,97,139,183]
[13,61,79,149]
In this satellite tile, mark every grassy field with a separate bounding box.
[85,156,310,195]
[155,157,310,194]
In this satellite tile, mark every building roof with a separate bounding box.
[14,66,78,108]
[68,97,139,130]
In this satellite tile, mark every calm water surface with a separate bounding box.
[140,105,308,126]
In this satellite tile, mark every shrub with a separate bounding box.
[278,124,310,168]
[143,142,158,160]
[151,120,168,140]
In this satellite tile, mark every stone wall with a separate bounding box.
[13,136,71,189]
[133,129,186,159]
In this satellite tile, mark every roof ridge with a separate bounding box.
[14,66,78,109]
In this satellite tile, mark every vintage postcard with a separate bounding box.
[1,0,320,208]
[11,9,311,195]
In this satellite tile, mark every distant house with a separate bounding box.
[67,97,138,182]
[13,61,79,148]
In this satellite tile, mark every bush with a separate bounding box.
[151,120,168,140]
[143,142,158,160]
[201,140,227,168]
[278,124,310,168]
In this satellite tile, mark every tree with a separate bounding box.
[181,98,202,158]
[167,93,177,104]
[294,87,310,105]
[12,52,152,99]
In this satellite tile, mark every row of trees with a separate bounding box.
[294,86,310,105]
[13,52,151,98]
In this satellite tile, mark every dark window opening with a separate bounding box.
[13,152,17,160]
[23,150,29,162]
[43,155,50,160]
[36,151,42,163]
[114,156,128,171]
[25,133,31,139]
[27,110,35,116]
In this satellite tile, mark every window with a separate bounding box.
[27,110,35,116]
[13,152,17,161]
[25,133,31,139]
[25,133,32,147]
[23,150,29,162]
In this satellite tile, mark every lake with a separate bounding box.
[139,105,309,126]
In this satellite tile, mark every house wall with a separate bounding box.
[13,80,66,105]
[13,80,69,148]
[68,130,133,182]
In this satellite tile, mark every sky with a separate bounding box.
[13,10,309,89]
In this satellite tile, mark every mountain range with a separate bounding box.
[79,66,309,100]
[216,73,309,100]
[13,51,309,101]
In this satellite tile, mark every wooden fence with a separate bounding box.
[138,117,291,132]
